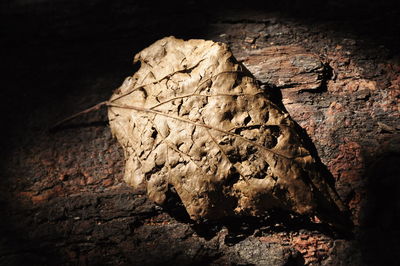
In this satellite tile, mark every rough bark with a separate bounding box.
[243,46,327,90]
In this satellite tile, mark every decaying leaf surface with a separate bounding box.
[108,36,348,227]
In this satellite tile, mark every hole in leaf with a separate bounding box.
[151,127,158,139]
[222,111,234,121]
[243,115,251,125]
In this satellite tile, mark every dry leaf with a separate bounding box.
[108,36,350,228]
